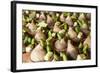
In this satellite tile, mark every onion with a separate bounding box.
[78,13,86,20]
[39,12,46,21]
[53,22,61,33]
[65,16,73,26]
[55,38,67,52]
[47,15,54,28]
[66,40,78,59]
[60,13,65,22]
[35,28,46,42]
[26,23,37,34]
[68,27,77,39]
[30,44,46,62]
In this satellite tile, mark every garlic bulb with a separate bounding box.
[53,22,61,33]
[47,15,54,28]
[39,12,46,21]
[65,16,73,26]
[35,27,46,42]
[60,13,65,22]
[78,13,86,20]
[68,27,77,39]
[26,23,37,34]
[30,44,46,62]
[55,38,67,52]
[66,40,78,59]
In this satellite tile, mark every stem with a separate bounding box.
[48,30,52,37]
[57,33,62,40]
[83,44,88,54]
[78,42,83,49]
[77,20,82,27]
[64,23,68,31]
[31,38,35,45]
[54,53,59,61]
[46,45,51,52]
[77,32,83,39]
[60,52,67,61]
[75,26,80,33]
[27,37,31,44]
[40,40,45,47]
[44,52,53,61]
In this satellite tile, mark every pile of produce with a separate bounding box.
[22,10,91,63]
